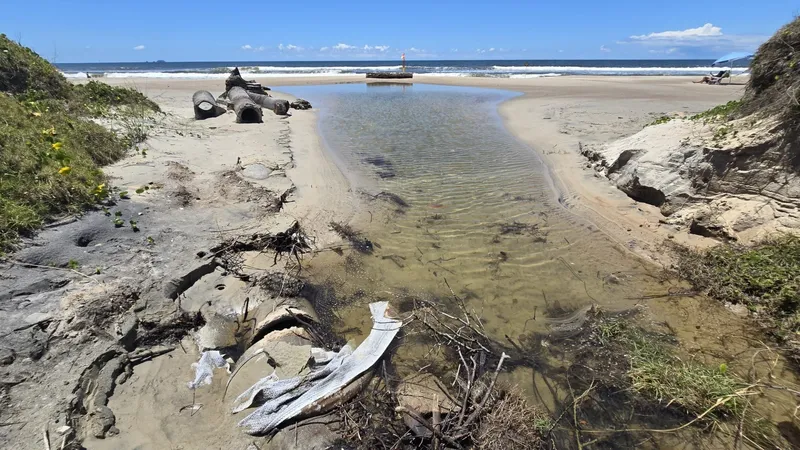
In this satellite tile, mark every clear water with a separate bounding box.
[280,83,800,448]
[283,83,664,340]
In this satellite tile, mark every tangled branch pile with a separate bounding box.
[336,283,547,450]
[211,221,312,272]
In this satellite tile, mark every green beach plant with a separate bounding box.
[0,35,160,251]
[596,318,741,418]
[690,100,742,123]
[675,235,800,350]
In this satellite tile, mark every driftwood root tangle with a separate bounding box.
[227,86,263,123]
[192,90,226,120]
[225,67,268,94]
[290,99,312,110]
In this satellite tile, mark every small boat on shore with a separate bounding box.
[366,72,413,79]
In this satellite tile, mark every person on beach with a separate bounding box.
[694,70,726,84]
[401,53,406,73]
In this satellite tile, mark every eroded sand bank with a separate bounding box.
[0,80,356,449]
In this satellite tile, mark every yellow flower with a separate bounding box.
[42,127,56,136]
[31,112,42,117]
[52,142,63,150]
[58,166,71,175]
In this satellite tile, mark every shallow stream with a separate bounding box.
[283,82,665,341]
[280,82,800,448]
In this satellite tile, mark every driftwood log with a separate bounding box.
[248,91,290,116]
[227,86,263,123]
[192,90,226,120]
[367,72,413,79]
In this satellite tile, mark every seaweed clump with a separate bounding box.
[330,221,374,253]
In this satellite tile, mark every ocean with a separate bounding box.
[55,59,748,79]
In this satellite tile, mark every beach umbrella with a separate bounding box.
[712,52,753,67]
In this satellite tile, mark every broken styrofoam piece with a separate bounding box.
[238,301,402,435]
[188,350,229,389]
[232,345,351,413]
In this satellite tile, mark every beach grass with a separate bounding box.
[675,235,800,349]
[0,34,159,252]
[596,318,741,419]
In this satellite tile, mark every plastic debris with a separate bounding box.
[237,301,401,435]
[188,350,229,389]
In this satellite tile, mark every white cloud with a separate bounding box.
[488,48,495,52]
[333,43,356,50]
[631,23,721,40]
[319,46,329,52]
[558,49,564,53]
[624,23,766,51]
[600,45,611,53]
[476,48,486,53]
[407,47,424,53]
[451,48,458,52]
[649,47,680,55]
[241,44,265,52]
[279,43,303,51]
[133,45,145,51]
[362,45,390,52]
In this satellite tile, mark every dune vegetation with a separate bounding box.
[0,34,159,252]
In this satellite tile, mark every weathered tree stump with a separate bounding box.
[247,91,290,115]
[192,90,226,120]
[227,86,263,123]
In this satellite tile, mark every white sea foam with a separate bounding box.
[60,64,748,79]
[492,65,749,74]
[508,73,562,78]
[241,65,403,72]
[69,71,360,79]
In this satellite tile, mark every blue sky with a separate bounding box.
[1,1,796,62]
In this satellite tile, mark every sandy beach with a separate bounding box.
[105,74,743,263]
[1,75,754,449]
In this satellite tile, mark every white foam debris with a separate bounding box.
[188,350,229,389]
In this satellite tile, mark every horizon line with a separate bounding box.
[55,57,722,65]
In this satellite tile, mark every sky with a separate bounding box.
[1,1,797,62]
